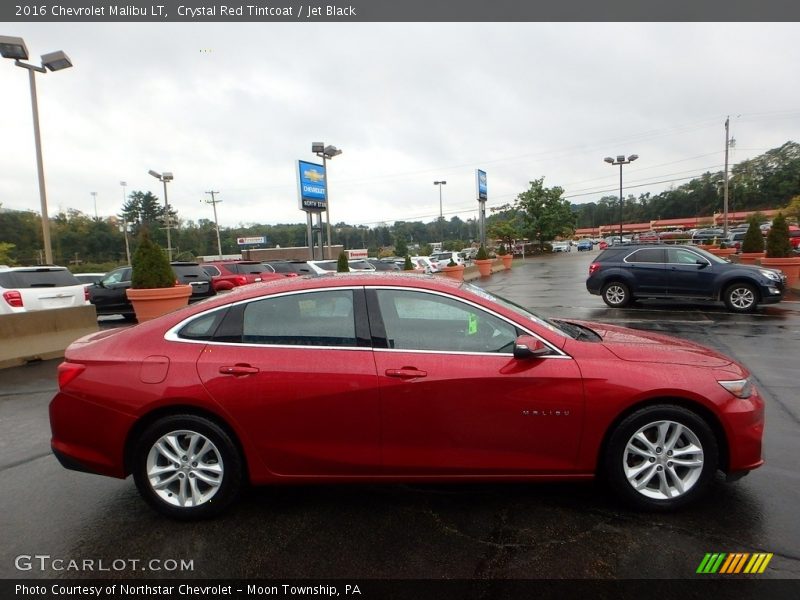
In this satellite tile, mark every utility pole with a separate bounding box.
[723,116,730,236]
[204,190,223,259]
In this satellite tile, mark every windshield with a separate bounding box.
[462,283,570,339]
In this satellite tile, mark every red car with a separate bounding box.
[50,274,764,519]
[201,260,283,291]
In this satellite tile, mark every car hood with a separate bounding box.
[576,320,735,368]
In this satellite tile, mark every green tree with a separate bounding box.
[0,242,16,264]
[488,219,519,248]
[394,233,408,257]
[766,213,793,258]
[513,178,576,250]
[403,255,414,270]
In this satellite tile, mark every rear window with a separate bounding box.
[172,264,209,278]
[232,263,270,274]
[0,268,81,288]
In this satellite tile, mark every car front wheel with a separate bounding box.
[601,281,631,308]
[723,282,758,313]
[132,414,243,520]
[604,405,718,510]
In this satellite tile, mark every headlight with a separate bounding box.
[759,269,781,282]
[718,378,753,399]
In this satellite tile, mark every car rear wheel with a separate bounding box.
[723,283,758,313]
[132,415,242,520]
[601,281,631,308]
[605,405,718,510]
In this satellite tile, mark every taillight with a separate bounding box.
[588,262,601,276]
[235,276,247,286]
[84,287,90,302]
[3,290,23,307]
[57,362,85,389]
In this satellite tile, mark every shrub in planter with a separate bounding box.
[337,251,350,272]
[403,255,414,271]
[741,218,765,254]
[766,213,793,258]
[131,228,175,289]
[497,244,507,256]
[125,228,190,322]
[497,243,513,269]
[474,245,493,277]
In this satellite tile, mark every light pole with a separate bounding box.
[603,154,638,241]
[312,142,342,259]
[148,169,174,261]
[204,190,223,259]
[120,181,130,265]
[1,35,73,264]
[434,181,447,246]
[91,191,98,219]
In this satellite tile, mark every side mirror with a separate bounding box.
[513,335,551,359]
[696,260,708,268]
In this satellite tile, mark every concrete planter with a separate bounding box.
[475,259,493,277]
[126,285,192,322]
[737,252,765,266]
[439,264,465,282]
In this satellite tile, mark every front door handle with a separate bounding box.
[219,364,260,376]
[385,368,428,379]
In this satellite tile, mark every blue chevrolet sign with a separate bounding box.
[477,169,487,201]
[297,160,327,211]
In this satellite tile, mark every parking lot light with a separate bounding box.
[604,154,638,241]
[2,35,73,264]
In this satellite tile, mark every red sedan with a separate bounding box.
[50,274,764,519]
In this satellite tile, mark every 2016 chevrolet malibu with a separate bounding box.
[50,274,764,519]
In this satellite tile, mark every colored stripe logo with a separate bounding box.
[696,552,773,574]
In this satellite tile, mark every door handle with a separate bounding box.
[219,364,260,376]
[385,368,428,379]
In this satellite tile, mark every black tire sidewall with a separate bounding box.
[605,405,718,510]
[132,414,242,520]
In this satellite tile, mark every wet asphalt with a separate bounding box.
[0,250,798,581]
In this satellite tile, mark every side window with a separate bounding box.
[375,290,518,354]
[669,249,706,265]
[626,248,665,263]
[177,308,229,341]
[203,265,221,277]
[241,290,357,347]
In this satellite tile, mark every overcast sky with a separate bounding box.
[2,22,800,229]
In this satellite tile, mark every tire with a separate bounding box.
[601,281,631,308]
[132,414,243,520]
[604,405,718,510]
[723,282,758,313]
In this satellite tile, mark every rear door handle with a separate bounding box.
[219,364,260,376]
[385,368,428,379]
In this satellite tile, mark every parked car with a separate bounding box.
[410,256,439,273]
[586,244,786,313]
[551,241,571,253]
[691,228,725,244]
[429,251,465,269]
[201,260,282,291]
[50,273,765,518]
[305,260,341,274]
[0,265,88,315]
[576,240,593,251]
[367,258,401,271]
[74,272,106,287]
[89,262,217,319]
[725,231,749,252]
[263,260,313,276]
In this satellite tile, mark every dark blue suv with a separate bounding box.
[586,244,786,313]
